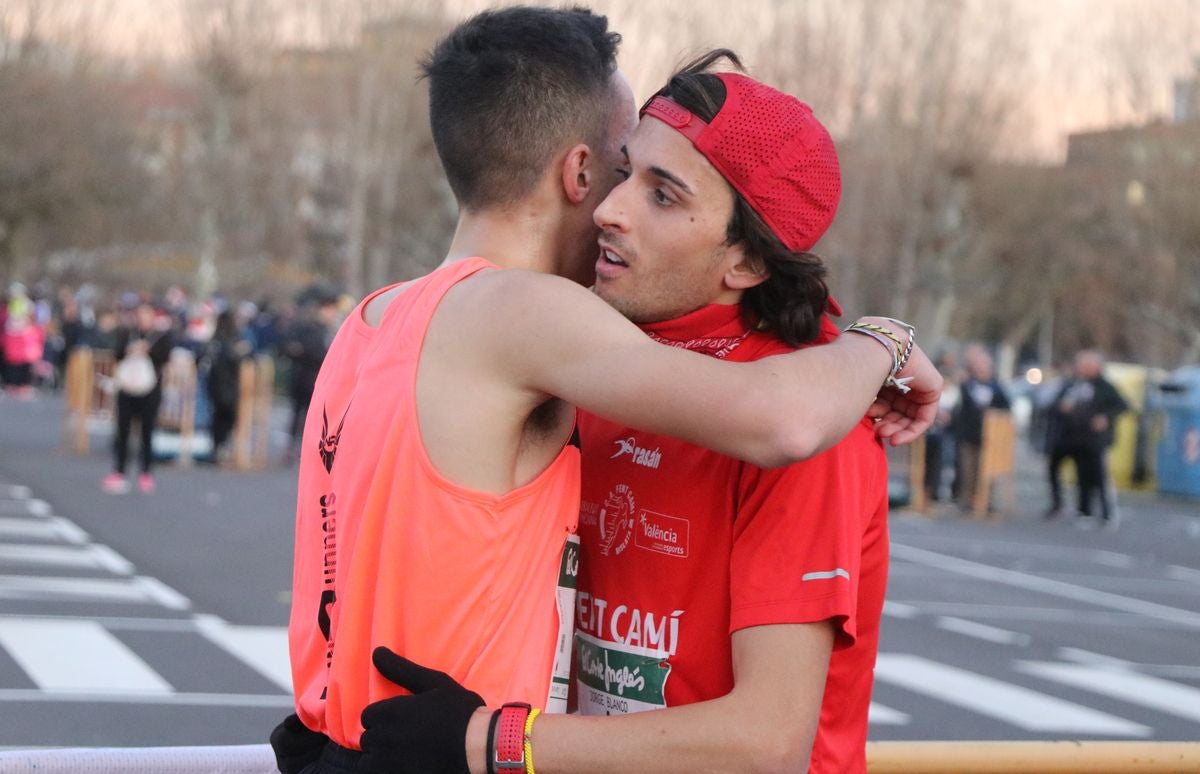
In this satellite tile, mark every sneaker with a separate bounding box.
[102,473,130,494]
[137,474,156,494]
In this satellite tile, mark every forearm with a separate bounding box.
[466,695,799,774]
[743,327,892,464]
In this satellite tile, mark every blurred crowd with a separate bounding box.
[922,342,1130,530]
[1,279,347,486]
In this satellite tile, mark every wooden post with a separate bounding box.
[253,355,275,469]
[973,409,1016,519]
[177,358,196,468]
[233,358,257,471]
[62,348,95,455]
[909,434,928,513]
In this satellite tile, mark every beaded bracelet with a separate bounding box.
[844,319,916,394]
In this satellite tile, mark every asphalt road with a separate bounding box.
[0,393,1197,749]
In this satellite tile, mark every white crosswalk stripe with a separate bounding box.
[874,654,1152,736]
[0,516,88,543]
[194,615,292,692]
[868,702,910,725]
[1018,661,1200,723]
[0,574,185,607]
[0,543,134,573]
[0,618,172,694]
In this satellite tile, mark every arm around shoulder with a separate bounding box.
[480,272,910,466]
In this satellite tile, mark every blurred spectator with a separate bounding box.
[280,288,339,463]
[201,310,250,464]
[1029,358,1073,454]
[46,290,94,390]
[951,343,1011,511]
[103,301,175,495]
[249,299,282,356]
[923,351,960,503]
[3,283,44,399]
[1045,349,1128,529]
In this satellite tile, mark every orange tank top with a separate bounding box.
[288,258,581,748]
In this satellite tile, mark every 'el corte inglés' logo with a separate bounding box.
[575,635,671,714]
[611,437,662,469]
[599,484,636,557]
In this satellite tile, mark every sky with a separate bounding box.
[10,0,1200,161]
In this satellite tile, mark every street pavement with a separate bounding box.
[0,392,1198,748]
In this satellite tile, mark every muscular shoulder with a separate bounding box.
[445,268,595,321]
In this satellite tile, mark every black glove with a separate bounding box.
[359,646,486,774]
[269,712,329,774]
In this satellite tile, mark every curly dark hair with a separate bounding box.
[648,49,831,346]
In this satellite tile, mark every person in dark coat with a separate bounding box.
[1046,349,1128,528]
[203,310,248,463]
[280,290,339,463]
[950,343,1011,511]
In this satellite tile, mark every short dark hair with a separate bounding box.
[421,6,621,211]
[652,49,830,347]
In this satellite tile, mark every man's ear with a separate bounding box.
[560,143,592,204]
[724,252,769,291]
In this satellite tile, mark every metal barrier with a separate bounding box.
[2,741,1198,773]
[867,741,1200,773]
[906,409,1016,518]
[232,355,276,471]
[61,348,276,471]
[0,744,275,773]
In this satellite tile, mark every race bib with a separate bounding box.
[574,632,671,715]
[545,533,579,713]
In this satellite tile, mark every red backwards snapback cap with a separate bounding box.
[640,72,841,253]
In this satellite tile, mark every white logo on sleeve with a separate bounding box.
[611,437,662,469]
[801,568,851,582]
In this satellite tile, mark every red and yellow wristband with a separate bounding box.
[488,702,540,773]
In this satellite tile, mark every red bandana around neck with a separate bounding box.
[640,304,751,359]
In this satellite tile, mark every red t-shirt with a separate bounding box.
[574,302,888,774]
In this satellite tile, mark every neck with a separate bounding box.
[442,202,575,277]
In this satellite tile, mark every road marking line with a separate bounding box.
[0,575,159,605]
[0,618,172,694]
[874,654,1150,736]
[49,517,89,544]
[891,543,1200,630]
[869,702,910,725]
[882,601,919,619]
[132,576,192,611]
[899,535,1136,568]
[0,689,292,707]
[0,544,131,574]
[194,615,292,692]
[935,616,1031,646]
[0,500,50,517]
[1167,565,1200,583]
[0,485,32,500]
[1018,661,1200,723]
[1058,647,1133,668]
[88,545,135,575]
[0,518,63,541]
